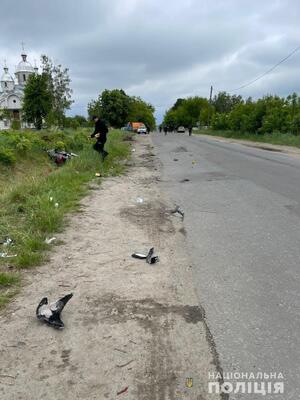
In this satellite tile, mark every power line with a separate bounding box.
[231,44,300,92]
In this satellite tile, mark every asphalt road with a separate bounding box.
[152,132,300,399]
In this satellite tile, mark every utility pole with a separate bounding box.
[209,85,213,103]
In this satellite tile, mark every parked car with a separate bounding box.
[137,125,147,134]
[177,126,185,133]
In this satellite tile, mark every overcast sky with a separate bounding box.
[0,0,299,122]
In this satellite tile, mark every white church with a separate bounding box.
[0,51,37,130]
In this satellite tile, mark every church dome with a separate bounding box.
[15,53,34,73]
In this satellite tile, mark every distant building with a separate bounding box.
[0,51,37,130]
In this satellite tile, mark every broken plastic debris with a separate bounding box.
[132,248,159,264]
[49,197,53,202]
[117,387,129,396]
[171,205,184,220]
[132,148,136,152]
[136,197,144,203]
[45,237,56,244]
[36,293,73,329]
[54,203,59,208]
[149,256,159,264]
[0,252,17,258]
[132,252,147,259]
[0,237,15,246]
[95,173,101,177]
[146,247,154,263]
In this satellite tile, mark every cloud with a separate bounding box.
[0,0,299,122]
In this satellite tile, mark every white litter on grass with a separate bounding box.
[0,252,17,258]
[132,148,136,152]
[0,238,14,246]
[54,203,59,208]
[45,237,57,244]
[49,197,53,202]
[136,197,144,204]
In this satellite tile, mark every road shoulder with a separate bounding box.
[0,135,220,400]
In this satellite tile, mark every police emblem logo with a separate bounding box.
[186,377,193,388]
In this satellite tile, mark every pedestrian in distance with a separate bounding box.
[163,126,168,135]
[91,116,109,161]
[188,126,192,136]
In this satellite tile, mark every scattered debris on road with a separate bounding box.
[171,205,185,220]
[36,293,73,329]
[45,237,57,245]
[132,247,159,264]
[136,197,144,203]
[116,360,134,368]
[180,178,190,183]
[173,158,178,161]
[117,386,129,396]
[146,247,159,264]
[132,252,147,259]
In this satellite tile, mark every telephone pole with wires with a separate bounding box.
[209,85,213,103]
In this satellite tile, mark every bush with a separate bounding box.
[0,147,16,165]
[54,140,66,151]
[68,131,89,150]
[15,137,32,153]
[211,113,229,130]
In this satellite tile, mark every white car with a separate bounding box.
[177,126,185,133]
[137,126,147,134]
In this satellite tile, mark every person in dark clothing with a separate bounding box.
[163,126,168,135]
[91,116,109,160]
[188,126,192,136]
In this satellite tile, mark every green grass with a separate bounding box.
[0,272,20,286]
[0,128,131,307]
[195,129,300,148]
[0,272,20,308]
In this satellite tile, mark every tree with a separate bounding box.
[41,55,73,127]
[88,89,131,128]
[212,91,243,113]
[163,96,210,128]
[163,109,178,130]
[87,89,156,129]
[199,104,215,126]
[22,73,53,130]
[171,98,185,111]
[127,97,156,130]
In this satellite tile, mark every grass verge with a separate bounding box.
[0,129,132,308]
[195,129,300,148]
